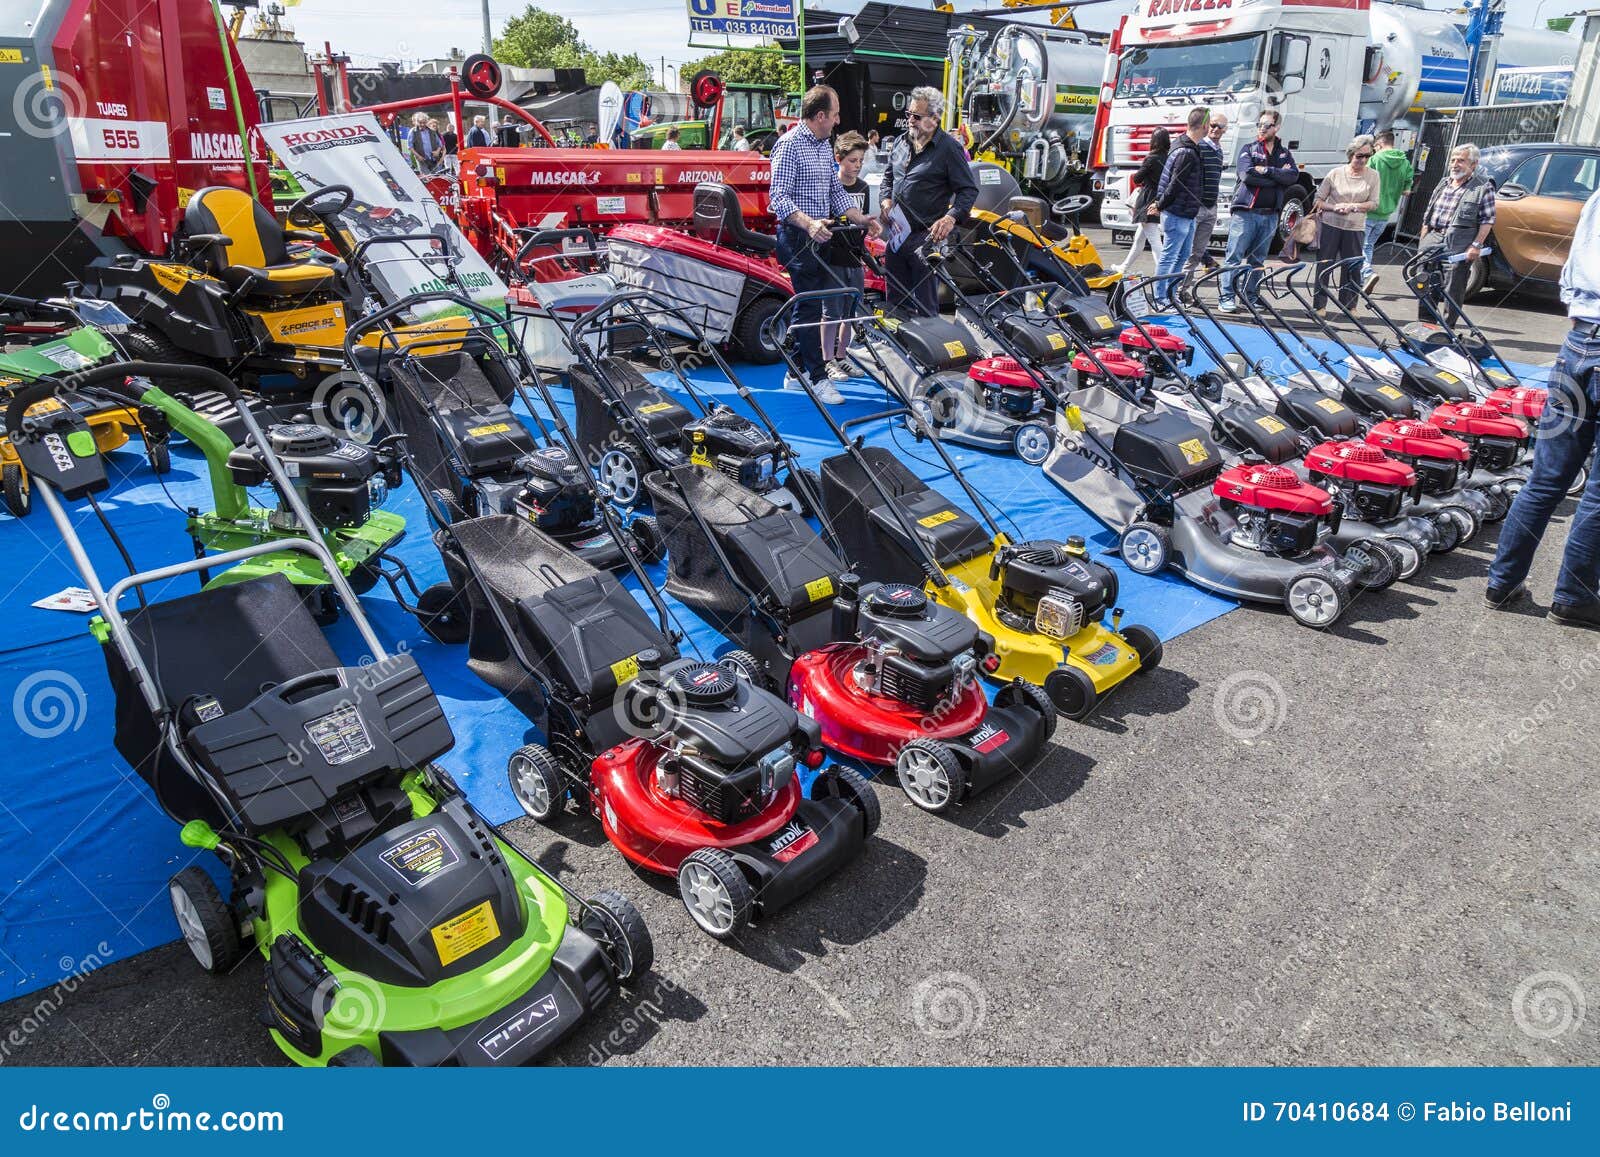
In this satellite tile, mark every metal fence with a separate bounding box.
[1398,102,1565,238]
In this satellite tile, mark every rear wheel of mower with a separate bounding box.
[1044,665,1098,721]
[895,738,967,814]
[733,295,785,365]
[1346,537,1399,591]
[1383,535,1423,580]
[327,1045,381,1067]
[1119,521,1170,575]
[1568,464,1588,499]
[627,515,666,564]
[1283,571,1349,629]
[996,679,1058,742]
[508,744,565,823]
[1012,419,1053,465]
[598,445,646,509]
[1444,503,1479,544]
[1429,509,1462,553]
[817,764,881,838]
[416,582,469,644]
[716,649,765,688]
[677,848,754,940]
[120,327,209,388]
[1482,487,1511,522]
[1120,623,1164,672]
[2,465,30,518]
[787,466,822,517]
[168,866,245,975]
[580,889,654,982]
[345,563,382,596]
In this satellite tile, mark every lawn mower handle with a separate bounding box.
[515,227,600,262]
[5,361,239,438]
[567,289,717,352]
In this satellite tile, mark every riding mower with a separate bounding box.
[8,359,653,1066]
[643,450,1055,814]
[557,289,820,514]
[959,165,1120,297]
[776,289,1162,719]
[345,292,660,573]
[0,294,172,516]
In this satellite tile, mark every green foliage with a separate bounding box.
[687,49,801,93]
[493,6,654,89]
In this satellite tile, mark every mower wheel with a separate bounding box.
[996,679,1058,741]
[1384,535,1423,581]
[345,563,382,596]
[581,889,654,982]
[327,1045,381,1067]
[733,296,785,365]
[1444,503,1480,544]
[1429,509,1462,553]
[2,464,30,518]
[508,744,565,822]
[627,515,666,564]
[787,466,822,517]
[416,582,469,644]
[895,738,967,814]
[1120,623,1164,672]
[1119,521,1170,575]
[716,649,765,688]
[597,445,646,509]
[146,439,172,476]
[1283,570,1349,629]
[1482,487,1511,522]
[1346,537,1399,591]
[677,848,754,940]
[818,764,881,838]
[1568,465,1588,499]
[168,866,246,975]
[120,327,207,386]
[1044,666,1098,721]
[1012,419,1053,465]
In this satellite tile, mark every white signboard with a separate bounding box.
[255,113,506,316]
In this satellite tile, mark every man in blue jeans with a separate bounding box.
[1150,108,1207,310]
[1485,187,1600,627]
[1218,109,1299,313]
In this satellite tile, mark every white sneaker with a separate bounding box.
[1218,301,1238,314]
[1362,273,1380,295]
[782,372,808,392]
[814,379,846,405]
[826,360,852,383]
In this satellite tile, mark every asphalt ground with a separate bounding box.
[3,233,1595,1067]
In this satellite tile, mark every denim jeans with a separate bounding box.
[1218,210,1279,307]
[1360,216,1388,279]
[777,224,832,383]
[1153,212,1196,307]
[1487,326,1600,607]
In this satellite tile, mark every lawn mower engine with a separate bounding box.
[831,581,986,713]
[968,358,1047,420]
[1364,419,1471,497]
[642,659,816,826]
[1212,462,1338,556]
[1483,385,1546,423]
[1425,402,1529,473]
[438,405,600,530]
[1302,441,1417,524]
[227,424,401,533]
[1118,325,1193,373]
[683,405,783,495]
[1072,348,1152,397]
[990,537,1114,642]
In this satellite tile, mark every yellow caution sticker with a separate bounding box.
[1314,398,1346,413]
[1254,415,1288,434]
[918,509,959,528]
[176,186,196,209]
[1178,438,1210,465]
[805,576,835,602]
[0,49,24,64]
[690,445,710,466]
[24,399,65,416]
[467,422,512,437]
[431,900,500,967]
[1094,315,1114,329]
[1048,332,1067,350]
[637,401,675,415]
[1377,385,1404,399]
[609,654,640,685]
[943,340,967,360]
[1489,369,1513,382]
[1437,371,1460,384]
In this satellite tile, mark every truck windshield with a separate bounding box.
[1115,35,1265,99]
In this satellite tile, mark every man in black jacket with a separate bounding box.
[880,86,979,317]
[1150,108,1208,309]
[1219,109,1300,312]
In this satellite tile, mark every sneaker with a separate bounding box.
[1218,300,1238,314]
[1362,273,1380,296]
[826,360,852,383]
[782,371,808,393]
[1549,601,1600,630]
[1483,582,1529,610]
[813,379,846,405]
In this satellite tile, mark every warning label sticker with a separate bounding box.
[431,900,501,966]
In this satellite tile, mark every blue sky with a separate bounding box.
[279,0,1586,81]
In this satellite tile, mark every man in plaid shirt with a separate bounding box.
[1416,142,1496,323]
[770,85,882,401]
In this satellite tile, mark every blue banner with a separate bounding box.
[687,0,800,41]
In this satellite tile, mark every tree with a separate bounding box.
[494,6,654,89]
[687,49,802,93]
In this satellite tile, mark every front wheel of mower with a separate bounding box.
[1429,509,1462,553]
[327,1045,381,1067]
[1568,464,1589,499]
[1444,503,1480,544]
[677,848,754,940]
[1044,665,1098,721]
[1283,570,1349,629]
[733,295,785,365]
[415,582,469,644]
[508,744,564,823]
[169,866,246,975]
[895,738,967,814]
[996,679,1058,742]
[581,889,654,982]
[2,464,30,518]
[817,764,881,838]
[345,562,382,596]
[1120,520,1170,575]
[597,445,646,510]
[1012,419,1054,465]
[627,515,666,564]
[1346,537,1399,591]
[1120,623,1164,672]
[146,439,172,476]
[1384,535,1423,580]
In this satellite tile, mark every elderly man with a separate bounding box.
[464,114,491,150]
[770,84,884,402]
[407,112,442,174]
[1416,142,1495,324]
[880,86,978,318]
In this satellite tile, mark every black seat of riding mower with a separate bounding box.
[892,317,980,372]
[646,466,844,622]
[104,573,453,832]
[693,183,777,255]
[820,447,993,583]
[448,514,674,702]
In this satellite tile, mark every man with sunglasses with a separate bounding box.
[1218,109,1300,313]
[880,86,979,317]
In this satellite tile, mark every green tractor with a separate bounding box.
[631,72,783,152]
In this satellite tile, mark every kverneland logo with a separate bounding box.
[1146,0,1233,17]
